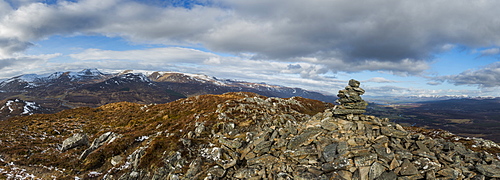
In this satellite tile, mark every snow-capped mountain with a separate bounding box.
[0,69,336,117]
[0,68,112,91]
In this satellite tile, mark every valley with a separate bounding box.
[367,98,500,143]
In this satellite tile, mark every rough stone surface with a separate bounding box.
[399,159,418,176]
[80,132,119,160]
[333,79,368,115]
[61,133,89,151]
[476,164,500,178]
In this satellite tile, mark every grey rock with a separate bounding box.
[375,171,397,180]
[253,140,273,154]
[287,128,323,149]
[322,143,338,162]
[381,126,409,139]
[442,141,455,151]
[471,174,486,180]
[111,155,124,166]
[219,137,242,149]
[337,141,349,155]
[372,143,394,162]
[354,154,378,167]
[320,121,338,131]
[247,154,279,166]
[207,166,226,178]
[399,159,418,176]
[476,164,500,178]
[425,170,436,179]
[184,158,202,179]
[353,166,370,180]
[437,168,460,179]
[349,79,361,87]
[234,168,259,179]
[294,171,318,180]
[333,109,366,115]
[285,145,317,159]
[414,157,441,171]
[322,157,352,171]
[415,141,430,152]
[413,150,437,160]
[61,133,89,151]
[395,150,413,160]
[194,122,205,137]
[80,132,118,160]
[369,161,386,180]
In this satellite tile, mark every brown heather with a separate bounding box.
[0,92,331,179]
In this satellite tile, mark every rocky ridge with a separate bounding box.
[0,90,499,179]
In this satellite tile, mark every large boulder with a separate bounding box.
[61,133,89,151]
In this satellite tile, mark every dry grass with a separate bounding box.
[0,92,332,178]
[444,118,473,124]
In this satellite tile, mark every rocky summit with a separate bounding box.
[0,82,499,179]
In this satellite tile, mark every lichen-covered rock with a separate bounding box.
[476,164,500,178]
[61,133,89,151]
[80,131,119,160]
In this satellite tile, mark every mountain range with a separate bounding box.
[0,68,335,120]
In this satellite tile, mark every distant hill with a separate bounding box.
[0,69,335,120]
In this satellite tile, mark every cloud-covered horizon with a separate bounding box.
[1,0,500,95]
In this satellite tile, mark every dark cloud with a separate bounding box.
[438,62,500,88]
[426,81,442,86]
[1,0,500,74]
[287,64,301,70]
[0,38,33,56]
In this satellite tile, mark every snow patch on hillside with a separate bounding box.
[0,99,42,115]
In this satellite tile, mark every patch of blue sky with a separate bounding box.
[32,33,236,55]
[430,46,499,76]
[132,0,215,9]
[27,35,152,55]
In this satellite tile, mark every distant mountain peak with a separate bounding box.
[76,68,105,76]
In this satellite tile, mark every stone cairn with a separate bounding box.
[333,79,368,115]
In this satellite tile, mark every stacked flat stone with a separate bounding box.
[333,79,368,115]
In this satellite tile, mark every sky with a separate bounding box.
[1,0,500,97]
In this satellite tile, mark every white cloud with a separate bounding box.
[437,62,500,88]
[426,81,442,86]
[0,0,499,76]
[364,85,484,97]
[0,0,12,17]
[0,53,61,78]
[479,48,500,56]
[365,77,397,83]
[70,47,217,63]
